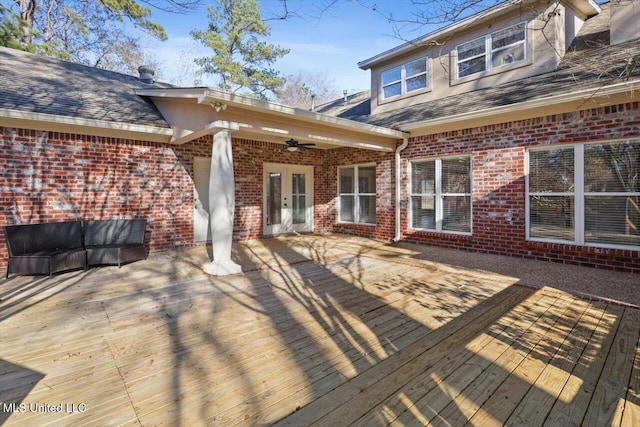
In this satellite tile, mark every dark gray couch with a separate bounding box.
[84,219,147,267]
[4,221,87,278]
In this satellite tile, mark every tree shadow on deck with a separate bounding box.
[223,236,530,425]
[256,237,638,426]
[0,237,637,426]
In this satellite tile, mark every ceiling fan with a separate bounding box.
[285,138,316,151]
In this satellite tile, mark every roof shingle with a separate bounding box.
[0,47,170,128]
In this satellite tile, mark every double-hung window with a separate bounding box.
[339,165,376,225]
[410,156,472,233]
[457,22,526,78]
[527,139,640,249]
[382,57,429,99]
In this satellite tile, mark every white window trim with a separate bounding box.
[338,164,377,226]
[456,21,527,80]
[526,140,640,251]
[381,57,429,100]
[409,156,473,235]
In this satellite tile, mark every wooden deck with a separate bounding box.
[1,234,638,426]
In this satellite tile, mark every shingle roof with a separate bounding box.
[0,47,171,128]
[322,3,640,129]
[314,90,371,117]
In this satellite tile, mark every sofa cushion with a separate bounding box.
[84,219,146,246]
[4,221,83,256]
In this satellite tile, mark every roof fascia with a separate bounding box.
[401,80,639,135]
[358,0,601,70]
[0,108,173,143]
[136,87,404,141]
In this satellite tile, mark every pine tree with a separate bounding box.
[191,0,290,100]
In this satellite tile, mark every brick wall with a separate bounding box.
[401,102,640,272]
[2,101,638,274]
[0,129,396,272]
[327,147,396,241]
[0,128,195,271]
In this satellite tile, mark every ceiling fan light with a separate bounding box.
[287,146,298,152]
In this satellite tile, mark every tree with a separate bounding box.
[0,3,25,49]
[276,70,341,110]
[191,0,290,99]
[0,0,199,73]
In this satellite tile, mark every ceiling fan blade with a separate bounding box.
[298,143,316,147]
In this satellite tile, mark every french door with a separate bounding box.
[263,163,314,235]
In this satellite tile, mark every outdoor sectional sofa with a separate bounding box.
[4,219,147,278]
[4,221,87,279]
[84,219,147,267]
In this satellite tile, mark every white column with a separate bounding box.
[202,122,242,276]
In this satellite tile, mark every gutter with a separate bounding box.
[0,108,173,143]
[391,135,410,243]
[401,79,640,133]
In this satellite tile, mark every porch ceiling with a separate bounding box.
[136,88,403,151]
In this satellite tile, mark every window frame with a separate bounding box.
[381,56,429,100]
[456,21,527,80]
[338,164,377,225]
[526,140,640,251]
[409,155,473,235]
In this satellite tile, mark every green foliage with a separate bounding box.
[0,0,168,73]
[99,0,167,40]
[191,0,290,99]
[0,4,28,50]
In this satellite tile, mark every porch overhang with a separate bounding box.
[135,88,403,151]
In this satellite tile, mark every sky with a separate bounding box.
[145,0,437,94]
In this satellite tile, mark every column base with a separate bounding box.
[202,260,242,276]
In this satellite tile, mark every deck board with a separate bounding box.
[583,307,640,426]
[621,325,640,427]
[1,234,638,426]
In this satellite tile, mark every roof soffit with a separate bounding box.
[137,88,403,150]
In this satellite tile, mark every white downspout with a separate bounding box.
[392,135,409,243]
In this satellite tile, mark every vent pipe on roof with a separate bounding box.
[343,89,348,106]
[138,65,155,84]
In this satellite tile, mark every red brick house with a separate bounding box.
[1,0,638,274]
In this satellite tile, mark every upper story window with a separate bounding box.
[456,22,527,79]
[381,57,429,99]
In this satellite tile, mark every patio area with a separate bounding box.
[0,234,638,426]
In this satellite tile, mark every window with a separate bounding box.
[528,147,575,241]
[527,140,640,249]
[410,156,471,233]
[382,57,429,99]
[339,165,376,224]
[456,22,526,78]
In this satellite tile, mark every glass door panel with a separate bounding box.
[292,173,306,225]
[267,172,282,226]
[264,164,313,235]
